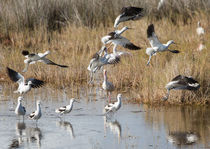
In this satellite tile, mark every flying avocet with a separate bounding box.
[22,50,68,72]
[87,46,120,83]
[114,7,144,28]
[163,75,200,100]
[7,67,44,95]
[101,26,141,50]
[146,24,180,65]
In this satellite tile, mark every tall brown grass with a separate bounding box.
[0,0,209,104]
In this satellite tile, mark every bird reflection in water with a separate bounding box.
[167,131,199,145]
[26,126,42,148]
[56,120,75,139]
[9,122,26,149]
[104,117,122,142]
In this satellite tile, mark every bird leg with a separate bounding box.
[162,89,170,101]
[88,72,94,84]
[108,92,111,103]
[147,55,153,66]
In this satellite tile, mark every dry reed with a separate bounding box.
[0,0,209,104]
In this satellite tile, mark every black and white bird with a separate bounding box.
[87,46,120,83]
[7,67,44,95]
[55,98,78,116]
[101,26,141,50]
[104,94,122,114]
[102,69,115,102]
[114,7,144,28]
[15,96,26,120]
[146,24,180,65]
[104,44,132,63]
[163,75,200,100]
[22,50,68,72]
[29,100,42,122]
[196,21,205,36]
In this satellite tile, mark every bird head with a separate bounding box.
[37,100,41,105]
[117,94,122,99]
[22,50,29,56]
[18,96,23,102]
[28,81,33,85]
[167,40,175,45]
[70,98,79,103]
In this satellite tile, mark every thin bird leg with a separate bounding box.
[88,72,94,84]
[147,55,152,66]
[109,92,111,103]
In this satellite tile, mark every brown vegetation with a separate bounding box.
[0,0,209,104]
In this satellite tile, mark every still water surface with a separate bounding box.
[0,87,209,149]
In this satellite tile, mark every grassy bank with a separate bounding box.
[0,0,209,104]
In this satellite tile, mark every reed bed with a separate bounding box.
[0,0,209,104]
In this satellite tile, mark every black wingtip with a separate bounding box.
[6,67,19,82]
[58,65,68,68]
[22,50,29,56]
[169,50,180,53]
[125,44,141,50]
[147,24,154,38]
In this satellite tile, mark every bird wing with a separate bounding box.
[171,75,183,81]
[7,67,24,85]
[37,50,50,58]
[111,36,141,50]
[147,24,162,48]
[121,7,144,17]
[107,55,120,64]
[39,58,68,68]
[55,106,66,113]
[22,106,26,113]
[29,111,35,118]
[26,78,44,88]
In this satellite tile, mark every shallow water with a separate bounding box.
[0,87,210,149]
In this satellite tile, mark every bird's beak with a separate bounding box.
[128,27,133,29]
[75,100,80,103]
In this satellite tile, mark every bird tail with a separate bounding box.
[55,109,60,113]
[168,49,180,53]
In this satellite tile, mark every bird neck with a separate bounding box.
[104,73,107,82]
[37,104,41,112]
[117,27,127,35]
[166,41,173,47]
[117,97,121,103]
[113,45,117,54]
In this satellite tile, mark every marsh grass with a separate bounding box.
[0,0,209,104]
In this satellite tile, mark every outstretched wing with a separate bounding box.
[147,24,162,48]
[121,7,143,17]
[7,67,24,85]
[111,36,141,50]
[26,78,44,88]
[39,58,68,68]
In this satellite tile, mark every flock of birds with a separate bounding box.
[6,6,204,124]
